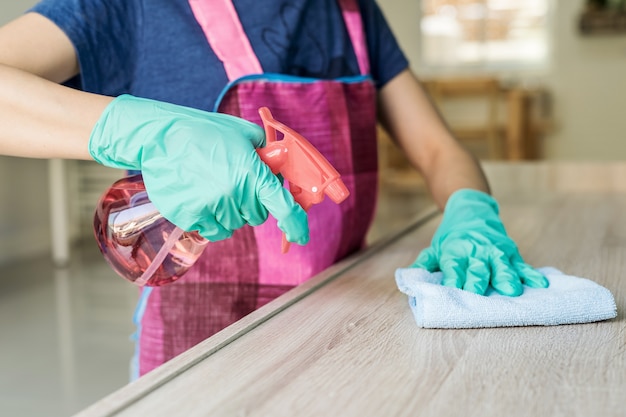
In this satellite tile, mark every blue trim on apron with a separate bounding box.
[213,73,373,112]
[130,286,153,381]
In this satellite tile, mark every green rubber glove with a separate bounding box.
[412,189,548,296]
[89,94,309,244]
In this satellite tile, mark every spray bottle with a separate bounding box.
[93,107,350,287]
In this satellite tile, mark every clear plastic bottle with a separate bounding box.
[93,174,209,286]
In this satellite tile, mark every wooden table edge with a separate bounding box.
[73,205,441,417]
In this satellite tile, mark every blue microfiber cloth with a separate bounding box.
[395,267,617,328]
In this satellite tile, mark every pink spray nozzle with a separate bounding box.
[324,179,350,204]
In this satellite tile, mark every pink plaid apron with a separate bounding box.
[134,0,378,377]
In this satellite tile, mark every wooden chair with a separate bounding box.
[422,77,503,160]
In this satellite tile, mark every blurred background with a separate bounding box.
[1,0,625,416]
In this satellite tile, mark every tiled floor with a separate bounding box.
[0,244,137,417]
[0,183,431,417]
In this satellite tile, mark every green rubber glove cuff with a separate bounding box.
[438,188,503,236]
[446,188,499,215]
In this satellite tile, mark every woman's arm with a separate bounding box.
[0,12,310,244]
[0,12,112,159]
[377,68,490,209]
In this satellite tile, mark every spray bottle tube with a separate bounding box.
[93,107,350,287]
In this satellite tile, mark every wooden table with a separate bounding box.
[74,162,626,417]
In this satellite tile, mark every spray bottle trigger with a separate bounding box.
[257,106,350,254]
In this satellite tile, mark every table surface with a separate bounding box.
[74,162,626,417]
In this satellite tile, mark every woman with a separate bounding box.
[0,0,547,377]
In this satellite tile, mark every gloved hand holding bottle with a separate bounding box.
[88,94,309,245]
[412,189,548,296]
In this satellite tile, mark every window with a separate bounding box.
[420,0,552,72]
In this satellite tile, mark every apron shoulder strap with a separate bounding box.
[338,0,370,75]
[188,0,263,81]
[189,0,371,81]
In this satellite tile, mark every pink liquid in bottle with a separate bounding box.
[93,174,209,286]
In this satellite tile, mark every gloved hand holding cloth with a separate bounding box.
[412,189,548,296]
[88,94,309,244]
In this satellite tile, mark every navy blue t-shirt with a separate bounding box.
[31,0,409,112]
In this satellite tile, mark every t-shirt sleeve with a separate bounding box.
[359,0,410,88]
[29,0,137,96]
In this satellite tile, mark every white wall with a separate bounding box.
[378,0,421,68]
[378,0,626,160]
[542,0,626,160]
[0,1,36,23]
[0,156,51,263]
